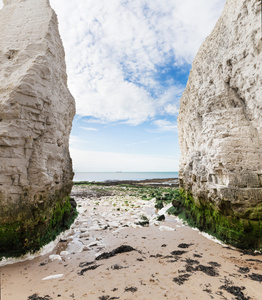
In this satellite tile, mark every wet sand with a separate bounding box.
[1,183,262,300]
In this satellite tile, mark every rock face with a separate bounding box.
[178,0,262,248]
[0,0,76,255]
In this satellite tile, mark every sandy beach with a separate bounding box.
[1,182,262,300]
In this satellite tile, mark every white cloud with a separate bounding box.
[79,126,98,131]
[69,135,92,147]
[70,147,179,172]
[164,104,179,115]
[50,0,225,124]
[152,119,177,132]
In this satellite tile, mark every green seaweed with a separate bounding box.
[167,189,262,250]
[0,191,77,260]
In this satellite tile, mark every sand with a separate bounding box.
[1,183,262,300]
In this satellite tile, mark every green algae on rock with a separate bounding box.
[0,189,77,259]
[167,189,262,250]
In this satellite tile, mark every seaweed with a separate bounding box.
[173,274,191,285]
[78,264,101,276]
[167,189,262,250]
[249,273,262,282]
[171,250,187,256]
[95,245,136,260]
[178,243,193,248]
[0,191,77,259]
[124,286,138,293]
[28,294,52,300]
[195,265,219,277]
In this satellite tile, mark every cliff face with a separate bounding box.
[0,0,76,255]
[177,0,262,248]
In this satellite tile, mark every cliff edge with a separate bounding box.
[0,0,76,256]
[177,0,262,249]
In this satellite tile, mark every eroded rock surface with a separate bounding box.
[0,0,76,255]
[178,0,262,248]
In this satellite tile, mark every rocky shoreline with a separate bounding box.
[1,181,262,299]
[74,177,179,187]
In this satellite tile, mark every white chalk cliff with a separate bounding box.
[0,0,76,254]
[178,0,262,247]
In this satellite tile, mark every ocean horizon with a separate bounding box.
[73,172,179,182]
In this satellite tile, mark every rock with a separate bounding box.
[60,251,70,257]
[80,232,90,238]
[49,255,62,262]
[79,228,89,233]
[42,274,64,280]
[178,0,262,248]
[87,242,98,247]
[89,225,105,231]
[0,0,76,255]
[157,215,165,221]
[159,226,175,232]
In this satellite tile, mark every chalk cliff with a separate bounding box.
[0,0,76,255]
[177,0,262,248]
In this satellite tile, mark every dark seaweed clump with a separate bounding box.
[249,273,262,282]
[171,250,187,256]
[178,243,193,248]
[220,285,249,300]
[28,294,52,300]
[124,286,138,293]
[173,274,191,285]
[99,296,119,300]
[95,245,136,260]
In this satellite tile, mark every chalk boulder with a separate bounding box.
[0,0,76,255]
[178,0,262,248]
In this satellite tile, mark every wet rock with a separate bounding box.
[156,215,165,221]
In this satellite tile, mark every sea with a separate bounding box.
[73,172,179,182]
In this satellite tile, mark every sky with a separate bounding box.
[0,0,226,172]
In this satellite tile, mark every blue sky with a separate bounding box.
[0,0,226,172]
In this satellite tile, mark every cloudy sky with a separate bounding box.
[1,0,226,172]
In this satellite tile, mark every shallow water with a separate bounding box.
[73,172,179,182]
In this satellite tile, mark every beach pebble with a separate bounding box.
[80,232,90,238]
[42,274,64,280]
[87,241,98,247]
[49,254,62,262]
[153,221,160,226]
[132,223,142,229]
[60,251,70,257]
[159,226,175,232]
[89,225,105,231]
